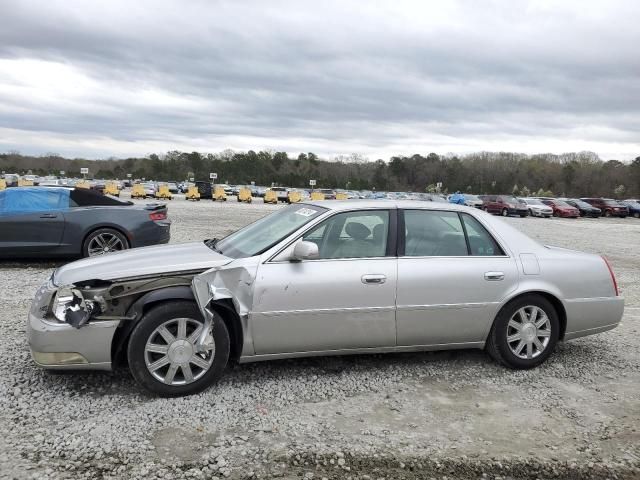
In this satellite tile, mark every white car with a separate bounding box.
[519,198,553,218]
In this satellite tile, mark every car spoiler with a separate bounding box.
[143,203,167,211]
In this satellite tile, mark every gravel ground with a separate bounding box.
[1,195,639,480]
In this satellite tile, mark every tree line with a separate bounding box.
[2,150,639,198]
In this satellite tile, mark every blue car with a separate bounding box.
[621,199,640,218]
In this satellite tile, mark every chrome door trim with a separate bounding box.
[253,305,395,317]
[396,301,497,311]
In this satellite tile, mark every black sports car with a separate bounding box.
[0,187,171,258]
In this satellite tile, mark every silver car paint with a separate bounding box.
[28,200,624,370]
[54,241,231,285]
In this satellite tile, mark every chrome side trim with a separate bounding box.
[564,296,623,303]
[255,305,395,317]
[397,302,495,311]
[239,341,485,363]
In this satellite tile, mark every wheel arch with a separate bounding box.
[110,287,244,366]
[490,290,567,341]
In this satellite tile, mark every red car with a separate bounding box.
[581,198,629,218]
[538,198,580,218]
[479,195,528,217]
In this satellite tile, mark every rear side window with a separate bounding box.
[461,214,505,256]
[402,210,505,257]
[404,210,467,256]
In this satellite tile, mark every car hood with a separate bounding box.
[53,242,232,285]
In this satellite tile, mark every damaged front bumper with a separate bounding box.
[27,281,118,370]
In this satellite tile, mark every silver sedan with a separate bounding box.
[27,200,624,396]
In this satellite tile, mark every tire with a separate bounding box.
[634,212,639,218]
[127,301,230,397]
[501,208,508,217]
[486,294,560,369]
[82,228,129,258]
[529,209,534,217]
[553,210,558,217]
[604,210,612,217]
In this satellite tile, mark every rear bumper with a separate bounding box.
[132,221,171,247]
[564,296,624,340]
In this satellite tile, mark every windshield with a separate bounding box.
[571,199,591,208]
[215,204,326,258]
[524,198,543,205]
[554,200,571,207]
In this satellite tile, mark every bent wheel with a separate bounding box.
[486,294,559,369]
[127,301,230,396]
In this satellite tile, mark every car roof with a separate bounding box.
[302,199,471,212]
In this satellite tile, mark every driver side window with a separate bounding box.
[303,210,389,259]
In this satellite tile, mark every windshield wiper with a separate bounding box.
[204,238,221,253]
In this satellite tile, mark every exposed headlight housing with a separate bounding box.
[52,288,99,328]
[52,288,76,322]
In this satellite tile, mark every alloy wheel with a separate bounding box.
[87,232,126,256]
[506,306,551,360]
[144,318,215,386]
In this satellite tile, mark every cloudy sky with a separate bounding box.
[0,0,639,161]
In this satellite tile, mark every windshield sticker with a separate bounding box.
[295,208,317,217]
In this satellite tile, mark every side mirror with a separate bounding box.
[292,241,319,261]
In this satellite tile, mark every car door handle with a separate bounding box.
[362,274,386,285]
[40,213,57,219]
[484,271,505,281]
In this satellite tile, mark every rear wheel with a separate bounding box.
[486,294,559,369]
[82,228,129,257]
[501,208,508,217]
[127,301,230,396]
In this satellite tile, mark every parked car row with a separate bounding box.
[445,193,640,219]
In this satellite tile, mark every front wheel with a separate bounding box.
[501,208,508,217]
[82,228,129,257]
[127,301,230,396]
[486,295,559,369]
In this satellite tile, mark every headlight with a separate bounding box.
[52,288,78,322]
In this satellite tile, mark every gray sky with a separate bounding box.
[0,0,639,160]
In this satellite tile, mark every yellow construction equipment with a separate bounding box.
[104,181,120,197]
[310,191,325,201]
[237,187,252,203]
[287,190,302,203]
[213,186,227,201]
[185,185,200,201]
[155,184,173,200]
[75,180,90,189]
[335,192,348,200]
[18,178,34,187]
[131,183,146,199]
[0,179,6,191]
[264,190,278,204]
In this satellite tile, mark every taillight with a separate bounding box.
[601,256,619,296]
[149,211,167,221]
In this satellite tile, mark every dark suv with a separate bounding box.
[480,195,528,217]
[581,198,628,218]
[563,199,601,217]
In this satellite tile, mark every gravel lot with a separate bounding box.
[1,195,639,480]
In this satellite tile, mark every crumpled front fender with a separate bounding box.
[191,257,259,356]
